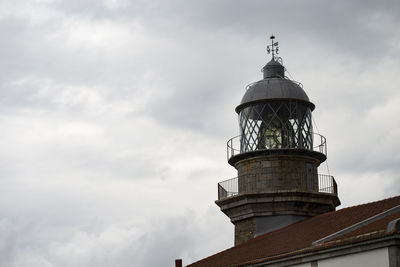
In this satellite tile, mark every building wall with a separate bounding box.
[288,248,389,267]
[290,263,311,267]
[315,248,388,267]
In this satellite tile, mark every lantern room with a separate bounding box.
[237,60,315,153]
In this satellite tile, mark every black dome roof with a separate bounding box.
[262,59,285,78]
[235,59,315,113]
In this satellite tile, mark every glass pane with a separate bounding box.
[239,101,313,152]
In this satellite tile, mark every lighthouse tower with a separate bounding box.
[216,36,340,245]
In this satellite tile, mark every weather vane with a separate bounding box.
[267,34,279,59]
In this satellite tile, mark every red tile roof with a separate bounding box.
[186,195,400,267]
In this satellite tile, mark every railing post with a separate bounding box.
[333,177,337,195]
[231,139,234,157]
[218,183,227,200]
[227,139,230,160]
[325,141,328,157]
[319,136,323,153]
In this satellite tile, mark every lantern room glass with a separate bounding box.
[238,101,313,153]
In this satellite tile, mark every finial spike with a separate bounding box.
[267,34,279,60]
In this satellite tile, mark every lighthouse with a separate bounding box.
[216,36,341,245]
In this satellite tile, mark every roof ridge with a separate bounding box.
[312,204,400,245]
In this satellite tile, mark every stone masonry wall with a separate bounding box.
[234,218,256,246]
[235,155,320,194]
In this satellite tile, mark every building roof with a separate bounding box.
[186,195,400,267]
[235,59,315,113]
[236,78,314,113]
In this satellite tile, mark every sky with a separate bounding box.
[0,0,399,266]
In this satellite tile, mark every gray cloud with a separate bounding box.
[0,0,399,266]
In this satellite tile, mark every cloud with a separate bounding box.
[0,207,231,267]
[0,0,399,266]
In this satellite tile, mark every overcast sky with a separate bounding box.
[0,0,399,266]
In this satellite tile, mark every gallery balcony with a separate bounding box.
[217,173,338,201]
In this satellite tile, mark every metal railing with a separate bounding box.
[245,77,304,90]
[217,173,337,201]
[227,133,327,160]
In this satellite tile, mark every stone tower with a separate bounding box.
[215,36,340,246]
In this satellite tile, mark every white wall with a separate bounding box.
[318,248,389,267]
[291,263,310,267]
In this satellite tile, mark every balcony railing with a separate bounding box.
[217,173,337,201]
[227,133,327,160]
